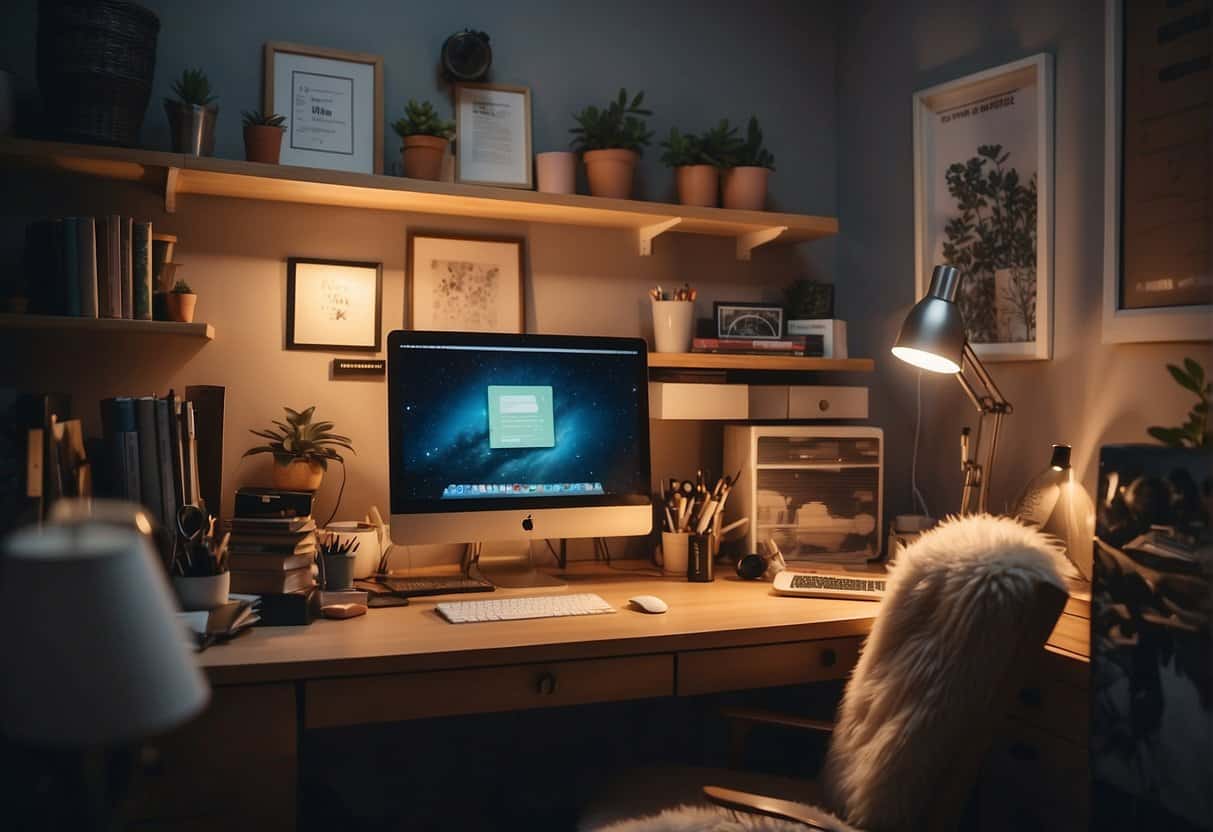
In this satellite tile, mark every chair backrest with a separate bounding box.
[820,515,1069,832]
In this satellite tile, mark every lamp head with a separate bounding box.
[1050,443,1072,472]
[892,264,967,374]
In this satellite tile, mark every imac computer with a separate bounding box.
[387,330,652,587]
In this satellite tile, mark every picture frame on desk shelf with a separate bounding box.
[714,301,783,340]
[285,258,382,352]
[455,83,533,189]
[407,233,526,333]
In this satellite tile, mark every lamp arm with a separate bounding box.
[954,343,1013,515]
[962,343,1012,412]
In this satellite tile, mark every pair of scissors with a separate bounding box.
[175,504,212,576]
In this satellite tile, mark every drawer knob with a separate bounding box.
[820,648,838,667]
[1018,686,1043,709]
[536,671,558,696]
[818,399,830,412]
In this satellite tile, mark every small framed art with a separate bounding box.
[454,84,533,188]
[407,233,525,333]
[714,301,784,339]
[286,258,383,351]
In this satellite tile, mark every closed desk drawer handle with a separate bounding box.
[820,648,837,668]
[536,671,558,696]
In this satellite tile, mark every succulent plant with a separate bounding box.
[170,279,194,294]
[244,406,355,469]
[732,115,775,170]
[392,99,455,139]
[241,109,286,128]
[569,88,654,155]
[171,68,216,107]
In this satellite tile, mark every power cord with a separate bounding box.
[911,371,931,518]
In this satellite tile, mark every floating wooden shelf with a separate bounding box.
[0,138,838,260]
[0,314,214,340]
[647,353,873,372]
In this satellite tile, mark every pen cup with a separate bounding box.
[688,534,716,582]
[659,531,690,578]
[322,554,356,591]
[651,299,694,353]
[172,571,231,611]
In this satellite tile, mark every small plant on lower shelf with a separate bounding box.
[172,68,216,108]
[393,100,455,181]
[392,99,455,139]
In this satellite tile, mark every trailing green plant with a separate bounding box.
[392,99,454,139]
[569,88,653,155]
[170,279,193,294]
[732,116,775,170]
[241,110,286,128]
[171,68,216,107]
[244,406,355,469]
[1147,358,1210,448]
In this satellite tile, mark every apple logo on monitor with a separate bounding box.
[522,514,534,532]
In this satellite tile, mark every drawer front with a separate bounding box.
[787,386,868,420]
[979,719,1088,832]
[1009,669,1089,745]
[306,654,674,728]
[649,382,748,420]
[677,637,861,696]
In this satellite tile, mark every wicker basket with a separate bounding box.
[36,0,160,147]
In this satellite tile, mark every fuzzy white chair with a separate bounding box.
[581,515,1070,832]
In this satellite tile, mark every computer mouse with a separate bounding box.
[628,595,669,614]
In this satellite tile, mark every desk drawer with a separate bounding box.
[677,637,861,696]
[306,654,674,728]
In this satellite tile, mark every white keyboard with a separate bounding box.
[436,592,616,623]
[773,571,886,601]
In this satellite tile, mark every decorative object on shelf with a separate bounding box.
[570,88,653,199]
[441,29,492,82]
[650,283,697,353]
[35,0,161,147]
[285,258,382,351]
[244,405,354,492]
[722,116,776,210]
[786,318,848,358]
[714,301,784,340]
[264,41,384,174]
[784,277,835,320]
[165,67,218,156]
[913,54,1053,362]
[407,233,524,333]
[392,98,454,181]
[241,109,286,164]
[1011,443,1091,579]
[1147,357,1210,448]
[151,232,176,285]
[659,120,741,207]
[892,264,1013,515]
[456,83,533,188]
[1103,0,1211,344]
[165,278,195,323]
[535,150,576,194]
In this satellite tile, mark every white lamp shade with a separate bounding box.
[0,524,210,745]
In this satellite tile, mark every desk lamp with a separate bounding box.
[892,264,1012,514]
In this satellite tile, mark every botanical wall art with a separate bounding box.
[406,233,525,333]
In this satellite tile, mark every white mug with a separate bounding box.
[651,300,694,353]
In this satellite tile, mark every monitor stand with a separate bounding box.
[465,540,565,589]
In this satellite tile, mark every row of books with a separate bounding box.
[228,488,318,596]
[24,215,161,319]
[1,391,89,532]
[692,337,820,356]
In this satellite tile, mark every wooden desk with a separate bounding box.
[129,562,1091,831]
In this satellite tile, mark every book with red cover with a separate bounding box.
[692,337,821,355]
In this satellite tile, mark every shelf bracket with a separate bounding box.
[164,166,180,214]
[636,218,682,256]
[736,225,788,261]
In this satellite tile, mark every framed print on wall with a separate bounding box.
[286,258,383,351]
[454,84,533,188]
[1102,0,1212,343]
[913,53,1054,362]
[407,233,525,333]
[264,41,384,174]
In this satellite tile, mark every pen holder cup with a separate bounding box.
[172,571,230,611]
[323,555,356,591]
[688,534,716,582]
[659,531,691,578]
[651,300,694,353]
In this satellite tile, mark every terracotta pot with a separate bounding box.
[583,148,639,199]
[402,135,448,180]
[722,166,771,211]
[675,164,718,207]
[243,124,284,164]
[165,292,196,323]
[272,459,325,491]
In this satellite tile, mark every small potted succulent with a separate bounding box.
[659,120,741,207]
[165,68,218,156]
[165,279,196,323]
[570,88,653,199]
[393,99,455,181]
[242,110,286,164]
[722,116,775,210]
[244,406,355,492]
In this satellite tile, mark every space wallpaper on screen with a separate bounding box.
[395,347,646,500]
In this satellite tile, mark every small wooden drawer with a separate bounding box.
[305,654,674,729]
[1009,676,1089,745]
[979,719,1088,831]
[677,637,861,696]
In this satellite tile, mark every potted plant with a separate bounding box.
[570,88,653,199]
[659,120,740,207]
[244,406,355,492]
[164,68,218,156]
[722,116,775,210]
[393,99,454,181]
[241,110,286,164]
[165,279,196,323]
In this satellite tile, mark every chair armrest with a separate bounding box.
[703,785,833,830]
[720,706,836,734]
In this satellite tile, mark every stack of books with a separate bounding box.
[691,336,821,356]
[228,490,317,595]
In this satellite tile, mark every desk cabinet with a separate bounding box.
[677,637,861,696]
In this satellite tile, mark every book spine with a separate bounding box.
[185,385,225,519]
[107,214,122,318]
[154,398,178,530]
[77,217,98,317]
[134,398,163,521]
[62,218,81,317]
[166,391,185,512]
[95,217,110,317]
[132,221,153,320]
[120,216,133,319]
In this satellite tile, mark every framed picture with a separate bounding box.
[454,84,533,188]
[913,53,1054,361]
[1102,0,1212,343]
[264,41,384,174]
[285,258,383,351]
[714,301,784,340]
[407,233,525,333]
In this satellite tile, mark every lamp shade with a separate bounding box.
[0,524,210,745]
[892,264,967,374]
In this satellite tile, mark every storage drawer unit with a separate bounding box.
[677,637,861,696]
